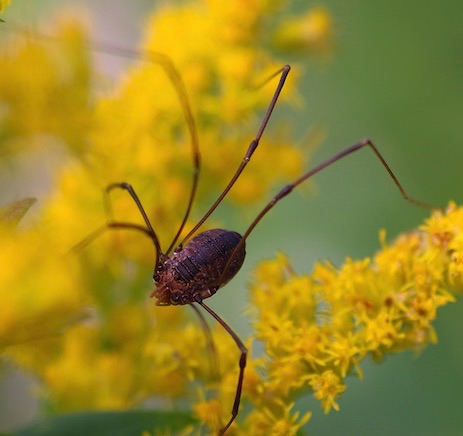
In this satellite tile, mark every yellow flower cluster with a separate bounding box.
[0,0,332,433]
[236,202,460,433]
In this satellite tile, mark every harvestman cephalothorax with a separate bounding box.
[30,35,436,434]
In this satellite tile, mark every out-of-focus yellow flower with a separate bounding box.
[0,0,11,13]
[0,225,86,353]
[0,19,92,157]
[272,7,333,55]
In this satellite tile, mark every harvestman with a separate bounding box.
[70,45,436,434]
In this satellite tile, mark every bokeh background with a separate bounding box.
[1,0,462,434]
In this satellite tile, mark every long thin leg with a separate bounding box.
[105,183,162,266]
[82,44,201,257]
[197,301,247,435]
[180,65,292,245]
[73,183,162,266]
[189,303,220,383]
[4,23,201,259]
[219,138,440,285]
[70,222,155,254]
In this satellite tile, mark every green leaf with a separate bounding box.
[15,410,196,436]
[0,198,37,227]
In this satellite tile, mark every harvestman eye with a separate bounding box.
[70,45,437,434]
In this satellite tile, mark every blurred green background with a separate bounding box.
[2,0,463,434]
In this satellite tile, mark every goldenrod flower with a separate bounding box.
[243,202,461,433]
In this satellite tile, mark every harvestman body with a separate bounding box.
[72,49,435,434]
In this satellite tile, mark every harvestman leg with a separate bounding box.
[189,302,220,380]
[90,46,202,256]
[66,40,201,259]
[180,65,291,244]
[223,136,437,278]
[197,300,246,436]
[209,138,439,434]
[70,184,160,257]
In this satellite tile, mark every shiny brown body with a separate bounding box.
[151,229,246,306]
